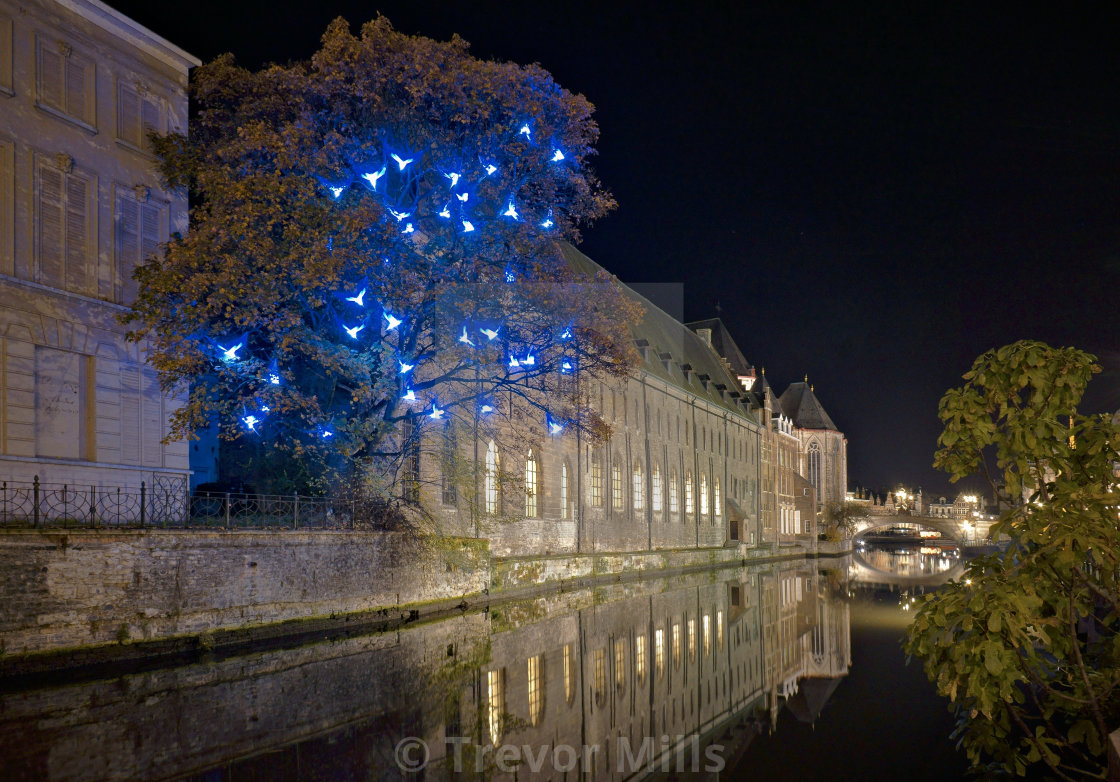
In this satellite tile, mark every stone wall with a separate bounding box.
[0,529,488,656]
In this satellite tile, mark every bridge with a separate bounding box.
[852,514,995,543]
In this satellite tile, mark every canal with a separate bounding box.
[0,547,970,780]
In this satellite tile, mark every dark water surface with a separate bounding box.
[0,549,970,781]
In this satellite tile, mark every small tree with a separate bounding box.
[127,17,641,495]
[821,500,862,541]
[905,341,1120,779]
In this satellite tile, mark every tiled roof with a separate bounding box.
[778,381,838,431]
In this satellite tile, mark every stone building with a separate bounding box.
[778,380,848,509]
[0,0,197,490]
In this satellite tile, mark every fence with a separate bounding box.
[0,476,389,530]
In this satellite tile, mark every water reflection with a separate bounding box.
[0,559,855,781]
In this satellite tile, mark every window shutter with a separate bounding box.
[141,95,162,151]
[141,367,162,467]
[117,83,141,147]
[141,200,163,261]
[38,163,64,286]
[64,56,90,125]
[64,174,89,294]
[37,42,64,110]
[120,365,140,464]
[116,191,140,301]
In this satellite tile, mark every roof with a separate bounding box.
[59,0,201,71]
[684,318,755,377]
[559,243,758,424]
[779,381,838,431]
[758,372,783,414]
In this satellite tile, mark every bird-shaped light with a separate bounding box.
[321,429,333,438]
[384,312,402,331]
[346,287,367,307]
[361,166,387,190]
[329,185,346,200]
[456,192,469,202]
[388,208,410,222]
[402,222,415,235]
[480,327,499,341]
[522,353,536,367]
[560,326,572,339]
[504,264,516,283]
[391,153,413,171]
[446,172,461,187]
[541,209,555,229]
[260,405,270,413]
[219,342,243,362]
[480,403,494,414]
[399,360,414,374]
[519,123,531,138]
[439,204,451,219]
[458,327,475,347]
[462,220,475,233]
[429,401,445,420]
[551,149,565,162]
[561,360,573,373]
[269,373,280,385]
[547,413,564,435]
[508,356,521,369]
[243,415,260,432]
[502,200,519,220]
[402,388,417,403]
[343,324,364,340]
[484,163,497,176]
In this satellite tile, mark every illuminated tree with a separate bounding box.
[905,341,1120,779]
[128,17,640,493]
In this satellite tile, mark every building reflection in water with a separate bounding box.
[0,559,858,781]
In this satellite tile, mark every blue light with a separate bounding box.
[243,415,260,431]
[219,341,243,362]
[541,209,554,229]
[439,204,451,218]
[484,163,497,176]
[261,405,270,413]
[561,360,573,373]
[502,200,519,220]
[480,403,494,414]
[346,287,366,306]
[456,192,469,202]
[391,153,414,171]
[458,327,475,347]
[361,166,387,190]
[519,123,531,138]
[402,222,415,234]
[399,360,414,374]
[504,264,516,283]
[560,326,572,339]
[508,356,520,369]
[388,208,411,222]
[322,429,333,438]
[522,353,536,367]
[446,172,461,187]
[402,388,417,403]
[462,220,475,233]
[343,324,364,340]
[547,413,564,436]
[329,185,346,200]
[384,312,402,331]
[429,400,445,420]
[551,149,565,162]
[269,373,280,385]
[480,327,499,341]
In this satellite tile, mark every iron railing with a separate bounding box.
[0,476,388,530]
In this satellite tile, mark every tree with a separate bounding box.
[904,341,1120,779]
[127,17,641,495]
[820,500,862,541]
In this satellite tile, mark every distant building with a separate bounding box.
[778,380,848,510]
[0,0,198,490]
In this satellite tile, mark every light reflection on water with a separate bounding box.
[0,552,963,781]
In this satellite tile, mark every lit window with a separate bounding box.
[594,648,606,705]
[700,473,709,516]
[635,634,646,684]
[685,472,694,515]
[652,466,663,512]
[527,655,543,726]
[561,462,569,519]
[525,449,538,517]
[672,623,681,668]
[590,451,603,507]
[714,478,722,517]
[564,643,575,704]
[703,614,711,657]
[633,463,643,511]
[688,618,696,661]
[487,669,504,745]
[612,460,623,510]
[485,440,499,514]
[717,610,724,649]
[808,442,822,492]
[655,628,665,679]
[670,469,679,514]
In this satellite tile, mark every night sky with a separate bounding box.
[109,0,1120,497]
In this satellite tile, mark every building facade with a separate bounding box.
[0,0,197,491]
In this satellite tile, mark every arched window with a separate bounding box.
[614,638,626,696]
[700,473,709,516]
[527,655,544,726]
[485,440,499,514]
[652,466,663,512]
[635,634,646,685]
[612,459,623,510]
[714,478,722,517]
[633,463,644,511]
[655,627,665,679]
[525,449,538,517]
[808,442,822,493]
[487,668,504,745]
[669,469,679,514]
[685,471,694,515]
[590,450,603,507]
[560,461,569,519]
